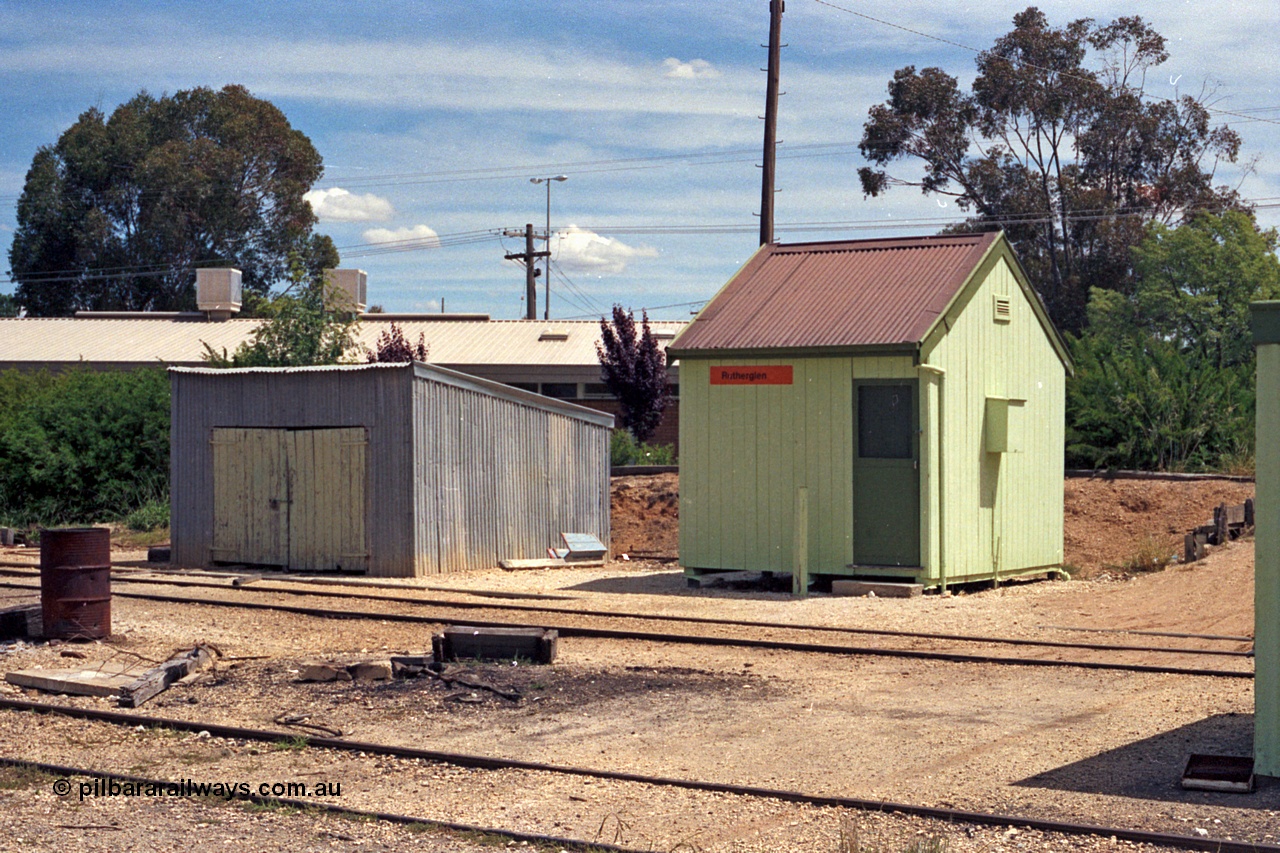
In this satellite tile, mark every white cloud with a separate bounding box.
[304,187,394,222]
[554,226,658,276]
[662,58,719,80]
[361,224,441,248]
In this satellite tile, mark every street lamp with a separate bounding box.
[530,175,567,320]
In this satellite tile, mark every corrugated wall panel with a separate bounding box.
[409,370,610,575]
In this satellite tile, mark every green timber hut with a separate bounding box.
[668,232,1071,589]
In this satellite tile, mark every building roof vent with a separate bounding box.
[196,268,242,321]
[324,269,368,313]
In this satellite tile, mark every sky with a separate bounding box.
[1,0,1277,321]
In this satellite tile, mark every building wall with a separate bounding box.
[410,367,611,574]
[1251,317,1280,776]
[170,366,415,576]
[679,354,914,574]
[921,254,1066,583]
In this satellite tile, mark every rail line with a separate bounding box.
[0,754,641,853]
[0,699,1273,853]
[0,579,1254,678]
[0,566,1254,659]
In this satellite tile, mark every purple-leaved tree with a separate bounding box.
[596,305,669,443]
[366,322,429,363]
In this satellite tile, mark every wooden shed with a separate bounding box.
[668,232,1071,589]
[169,362,612,577]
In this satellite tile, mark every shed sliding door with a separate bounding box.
[210,427,368,572]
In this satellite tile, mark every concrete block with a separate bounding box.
[297,661,352,682]
[832,580,923,598]
[348,660,393,681]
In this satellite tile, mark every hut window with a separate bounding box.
[857,385,913,459]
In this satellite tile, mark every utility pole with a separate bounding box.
[759,0,783,246]
[504,223,548,320]
[530,175,568,319]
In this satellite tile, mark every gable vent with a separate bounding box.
[993,295,1012,323]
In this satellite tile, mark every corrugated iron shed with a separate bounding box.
[670,233,999,354]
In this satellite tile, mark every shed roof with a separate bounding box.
[0,316,686,371]
[669,232,1004,355]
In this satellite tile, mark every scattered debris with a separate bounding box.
[1183,499,1254,563]
[433,625,558,664]
[500,557,605,570]
[1181,754,1255,793]
[117,645,217,708]
[297,661,353,683]
[560,532,608,560]
[6,660,150,698]
[348,660,393,681]
[273,712,343,738]
[0,604,42,640]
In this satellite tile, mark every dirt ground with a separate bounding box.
[611,472,1256,579]
[0,474,1273,852]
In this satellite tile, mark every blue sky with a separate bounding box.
[1,1,1277,320]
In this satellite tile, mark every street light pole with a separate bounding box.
[530,175,567,320]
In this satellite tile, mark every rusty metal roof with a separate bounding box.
[670,232,1001,353]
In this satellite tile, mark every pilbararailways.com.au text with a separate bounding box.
[54,777,342,801]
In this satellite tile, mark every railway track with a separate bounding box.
[0,698,1274,853]
[3,565,1252,659]
[0,572,1254,678]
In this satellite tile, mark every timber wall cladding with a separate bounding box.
[210,427,368,572]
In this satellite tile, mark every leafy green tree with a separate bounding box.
[203,262,360,368]
[596,305,670,443]
[1124,211,1280,369]
[9,85,338,316]
[858,8,1243,333]
[1065,212,1279,470]
[0,293,19,317]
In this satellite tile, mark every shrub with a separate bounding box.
[610,429,675,466]
[125,498,170,532]
[0,367,170,526]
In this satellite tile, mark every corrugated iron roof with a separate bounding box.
[670,232,1000,353]
[0,317,688,369]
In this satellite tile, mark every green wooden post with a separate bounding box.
[1251,302,1280,777]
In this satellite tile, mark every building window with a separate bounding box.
[583,383,613,399]
[540,382,579,399]
[668,383,679,398]
[507,382,538,393]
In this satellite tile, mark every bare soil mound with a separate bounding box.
[611,472,1255,577]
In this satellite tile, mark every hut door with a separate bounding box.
[211,427,368,572]
[852,381,920,567]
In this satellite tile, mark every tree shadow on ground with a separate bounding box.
[1015,713,1280,808]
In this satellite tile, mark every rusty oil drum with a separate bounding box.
[40,527,111,639]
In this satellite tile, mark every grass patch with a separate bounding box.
[1118,534,1175,574]
[840,817,949,853]
[0,764,49,790]
[271,735,311,752]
